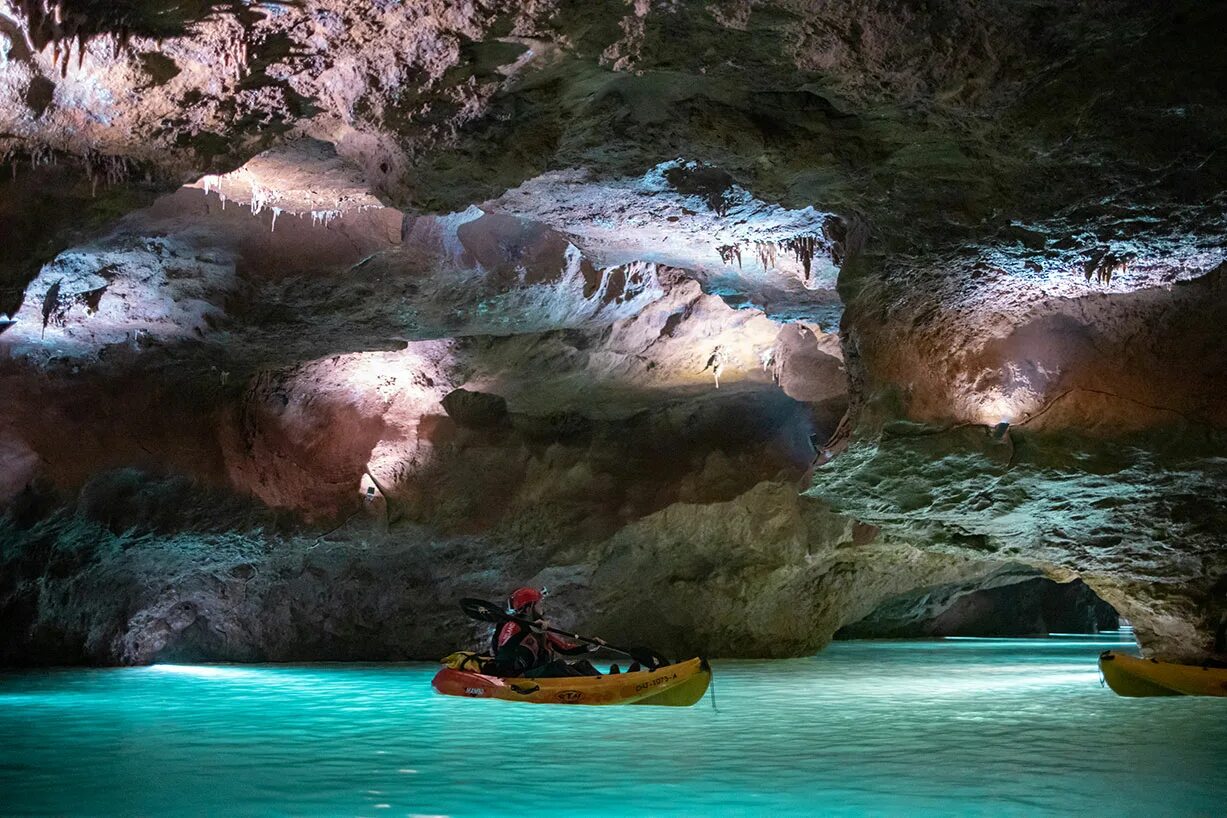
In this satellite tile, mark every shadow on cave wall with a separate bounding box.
[386,385,836,545]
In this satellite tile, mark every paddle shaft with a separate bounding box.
[459,598,663,667]
[498,610,637,660]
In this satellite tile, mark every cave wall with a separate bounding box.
[0,476,1007,665]
[1,0,1225,664]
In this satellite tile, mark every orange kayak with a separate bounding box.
[432,657,712,706]
[1099,650,1227,697]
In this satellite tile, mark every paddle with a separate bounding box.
[459,597,669,670]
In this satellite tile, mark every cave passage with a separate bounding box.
[2,0,1226,813]
[836,578,1122,641]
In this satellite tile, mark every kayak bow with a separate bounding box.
[1099,650,1227,697]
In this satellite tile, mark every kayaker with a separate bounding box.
[485,587,602,678]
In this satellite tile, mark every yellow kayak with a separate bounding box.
[432,657,712,706]
[1099,650,1227,697]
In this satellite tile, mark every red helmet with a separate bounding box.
[507,587,543,612]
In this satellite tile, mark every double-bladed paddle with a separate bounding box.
[459,597,669,670]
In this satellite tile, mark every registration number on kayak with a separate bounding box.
[464,687,488,697]
[634,672,677,693]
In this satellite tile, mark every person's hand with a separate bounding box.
[590,637,607,647]
[530,619,549,634]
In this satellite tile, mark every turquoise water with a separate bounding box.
[2,633,1224,816]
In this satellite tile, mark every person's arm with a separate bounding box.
[548,632,599,656]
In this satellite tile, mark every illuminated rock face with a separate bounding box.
[1,1,1226,663]
[0,478,1010,664]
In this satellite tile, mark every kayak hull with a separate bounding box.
[1099,650,1227,697]
[432,657,711,706]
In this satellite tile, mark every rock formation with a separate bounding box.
[1,0,1223,664]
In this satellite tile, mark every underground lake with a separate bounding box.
[3,632,1224,817]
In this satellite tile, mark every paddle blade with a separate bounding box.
[460,598,508,623]
[627,646,671,670]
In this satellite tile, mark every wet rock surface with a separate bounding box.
[1,1,1225,664]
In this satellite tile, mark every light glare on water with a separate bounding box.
[1,632,1224,816]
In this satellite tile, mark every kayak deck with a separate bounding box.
[432,657,711,706]
[1099,650,1227,697]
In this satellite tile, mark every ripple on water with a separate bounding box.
[1,633,1223,816]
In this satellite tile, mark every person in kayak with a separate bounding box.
[485,587,603,678]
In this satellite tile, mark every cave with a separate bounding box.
[1,1,1224,814]
[836,576,1121,640]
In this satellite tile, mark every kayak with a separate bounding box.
[432,656,712,706]
[1099,650,1227,697]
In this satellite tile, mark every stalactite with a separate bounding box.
[248,182,271,215]
[83,152,130,197]
[198,171,364,230]
[311,210,342,228]
[717,234,822,281]
[755,241,776,270]
[1082,248,1133,287]
[717,244,742,269]
[14,0,235,81]
[780,234,819,281]
[2,142,54,176]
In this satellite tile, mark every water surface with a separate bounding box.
[2,633,1223,816]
